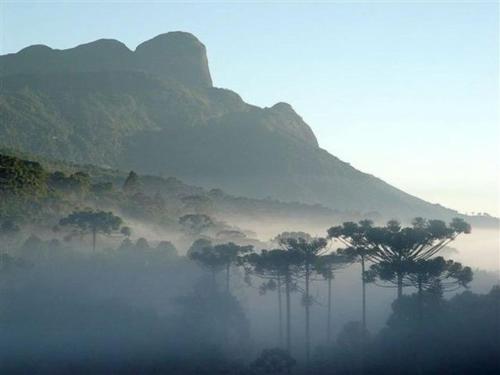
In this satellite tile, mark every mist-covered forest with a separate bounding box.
[0,151,498,374]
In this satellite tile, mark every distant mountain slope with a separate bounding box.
[0,149,342,235]
[0,32,478,220]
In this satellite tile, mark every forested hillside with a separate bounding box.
[0,32,494,222]
[0,151,354,245]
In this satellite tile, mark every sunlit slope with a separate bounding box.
[0,32,474,220]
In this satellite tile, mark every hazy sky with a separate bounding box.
[1,1,498,216]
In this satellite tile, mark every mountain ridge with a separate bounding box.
[0,32,484,222]
[1,31,212,88]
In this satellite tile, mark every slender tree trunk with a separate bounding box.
[360,255,366,374]
[226,263,230,294]
[397,272,403,300]
[278,274,283,347]
[416,280,424,375]
[92,228,96,253]
[285,269,292,355]
[417,281,423,325]
[305,262,311,366]
[327,276,332,344]
[361,255,366,332]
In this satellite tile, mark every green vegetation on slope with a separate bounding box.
[0,32,494,222]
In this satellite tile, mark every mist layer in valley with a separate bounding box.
[0,152,498,373]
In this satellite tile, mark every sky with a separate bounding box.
[1,1,498,216]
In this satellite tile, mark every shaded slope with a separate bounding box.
[0,32,474,220]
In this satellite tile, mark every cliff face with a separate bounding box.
[0,32,212,88]
[135,32,213,87]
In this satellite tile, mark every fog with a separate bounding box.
[452,228,500,271]
[229,215,500,272]
[0,210,498,374]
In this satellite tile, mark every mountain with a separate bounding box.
[0,31,482,221]
[0,32,212,87]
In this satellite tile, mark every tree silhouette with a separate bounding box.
[188,241,221,286]
[278,234,327,364]
[216,242,253,293]
[405,256,472,293]
[120,226,132,238]
[377,257,473,374]
[122,171,141,195]
[245,249,296,348]
[189,241,252,292]
[188,238,213,256]
[59,209,124,252]
[315,251,352,343]
[179,214,215,236]
[327,220,376,332]
[156,240,178,258]
[402,256,472,322]
[249,242,302,355]
[365,217,470,299]
[328,217,471,328]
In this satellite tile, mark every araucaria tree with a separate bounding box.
[189,241,253,293]
[217,242,253,293]
[364,217,471,299]
[328,217,471,328]
[179,214,215,237]
[404,256,473,295]
[277,232,327,365]
[327,220,376,332]
[248,243,302,355]
[400,256,472,322]
[245,249,287,347]
[59,209,124,252]
[315,251,352,343]
[122,170,142,195]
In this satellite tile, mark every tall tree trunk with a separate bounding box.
[226,263,230,294]
[417,281,423,325]
[92,228,96,253]
[278,274,283,347]
[285,269,291,355]
[416,280,424,375]
[360,256,366,375]
[305,262,311,366]
[397,272,403,300]
[361,255,366,332]
[327,276,332,344]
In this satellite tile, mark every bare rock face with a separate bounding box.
[135,32,213,87]
[0,32,212,88]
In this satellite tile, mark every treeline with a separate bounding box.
[0,154,258,245]
[1,205,498,374]
[1,154,499,373]
[0,152,390,236]
[187,218,475,370]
